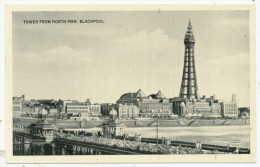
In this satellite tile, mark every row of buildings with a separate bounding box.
[13,89,246,119]
[103,89,242,119]
[171,94,239,118]
[13,97,102,120]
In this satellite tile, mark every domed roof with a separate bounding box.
[109,108,117,116]
[180,102,186,107]
[120,93,136,99]
[38,108,48,115]
[119,89,146,99]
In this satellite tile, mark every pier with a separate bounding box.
[13,128,250,155]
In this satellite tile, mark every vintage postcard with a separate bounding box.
[5,4,256,163]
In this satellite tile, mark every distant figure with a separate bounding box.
[134,135,141,142]
[234,147,239,154]
[197,141,202,150]
[123,134,129,140]
[166,139,171,146]
[110,131,114,138]
[163,137,167,145]
[195,141,199,150]
[161,137,164,145]
[137,145,140,152]
[227,144,230,152]
[165,137,167,145]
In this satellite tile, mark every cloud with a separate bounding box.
[13,45,92,80]
[13,46,94,100]
[115,29,176,50]
[196,52,250,107]
[205,52,249,67]
[215,18,249,27]
[14,46,91,69]
[41,46,91,63]
[110,29,180,69]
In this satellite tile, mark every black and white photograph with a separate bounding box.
[4,4,257,163]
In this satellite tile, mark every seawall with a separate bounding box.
[13,118,250,129]
[49,120,250,128]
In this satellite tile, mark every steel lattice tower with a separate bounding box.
[179,20,199,100]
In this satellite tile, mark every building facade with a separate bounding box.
[59,100,78,113]
[13,96,24,112]
[66,102,89,115]
[220,94,239,118]
[65,102,101,118]
[117,89,173,118]
[171,96,222,117]
[139,98,172,118]
[171,94,238,118]
[89,104,101,117]
[13,97,22,112]
[118,104,139,119]
[220,102,238,118]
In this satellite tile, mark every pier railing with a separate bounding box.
[141,137,250,154]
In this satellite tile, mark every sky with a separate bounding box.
[12,11,250,107]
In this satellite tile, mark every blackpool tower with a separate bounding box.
[179,20,199,100]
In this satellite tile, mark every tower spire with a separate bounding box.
[179,21,199,101]
[184,20,195,43]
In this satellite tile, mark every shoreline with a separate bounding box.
[62,124,250,130]
[13,117,250,129]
